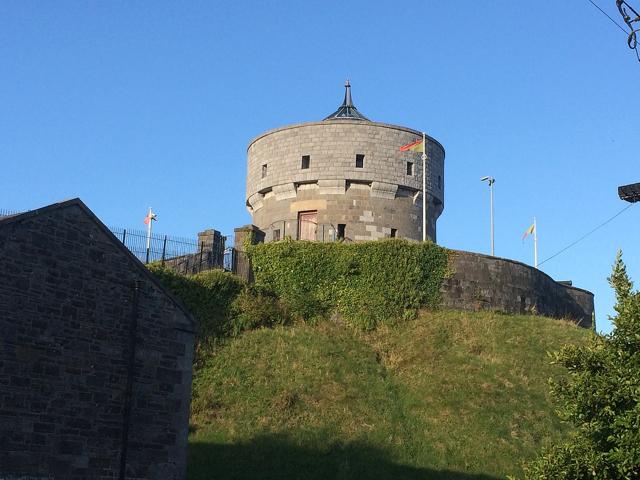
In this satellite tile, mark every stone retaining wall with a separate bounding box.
[441,250,594,328]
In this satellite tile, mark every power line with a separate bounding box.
[586,0,640,61]
[586,0,629,35]
[617,0,640,61]
[538,203,636,267]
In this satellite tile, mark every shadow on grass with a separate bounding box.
[188,433,501,480]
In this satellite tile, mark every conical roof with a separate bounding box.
[323,80,370,121]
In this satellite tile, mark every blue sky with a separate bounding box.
[1,1,638,333]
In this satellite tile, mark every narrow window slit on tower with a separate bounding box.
[262,164,268,178]
[301,155,310,169]
[355,154,364,168]
[406,162,413,176]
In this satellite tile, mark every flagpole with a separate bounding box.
[422,131,427,242]
[533,216,538,269]
[489,180,494,256]
[480,176,495,256]
[146,207,153,264]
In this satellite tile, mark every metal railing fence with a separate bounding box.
[0,208,22,218]
[1,206,234,275]
[109,226,230,275]
[109,227,201,264]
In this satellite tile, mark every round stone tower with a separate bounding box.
[245,82,445,243]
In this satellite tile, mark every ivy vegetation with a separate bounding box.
[148,265,289,363]
[247,238,450,330]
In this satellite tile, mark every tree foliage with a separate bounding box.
[524,251,640,479]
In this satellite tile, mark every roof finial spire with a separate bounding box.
[324,80,370,121]
[343,79,353,107]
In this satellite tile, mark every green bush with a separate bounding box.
[147,266,245,364]
[523,251,640,479]
[247,238,450,329]
[148,265,290,353]
[230,285,291,335]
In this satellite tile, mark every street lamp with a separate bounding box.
[481,176,495,256]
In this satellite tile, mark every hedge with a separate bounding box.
[247,238,450,330]
[148,266,290,362]
[148,266,245,340]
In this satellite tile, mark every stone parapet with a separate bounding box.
[441,250,594,327]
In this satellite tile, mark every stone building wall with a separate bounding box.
[441,250,594,327]
[0,200,196,480]
[246,120,445,242]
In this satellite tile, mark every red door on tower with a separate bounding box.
[298,211,317,241]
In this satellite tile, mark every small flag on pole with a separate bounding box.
[401,135,428,241]
[143,207,157,264]
[522,223,535,241]
[143,211,157,225]
[399,138,424,152]
[522,218,538,269]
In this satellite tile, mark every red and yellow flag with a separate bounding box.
[522,223,535,241]
[399,138,424,152]
[143,212,157,225]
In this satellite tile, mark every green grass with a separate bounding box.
[187,310,591,479]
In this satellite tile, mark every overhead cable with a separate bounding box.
[587,0,630,34]
[538,203,636,267]
[617,0,640,60]
[585,0,640,61]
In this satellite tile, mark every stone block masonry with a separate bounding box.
[246,119,445,243]
[0,199,196,480]
[441,250,594,327]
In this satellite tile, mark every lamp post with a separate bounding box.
[481,176,495,256]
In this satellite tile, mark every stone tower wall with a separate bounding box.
[246,119,445,242]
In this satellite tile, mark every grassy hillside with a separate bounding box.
[187,310,590,479]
